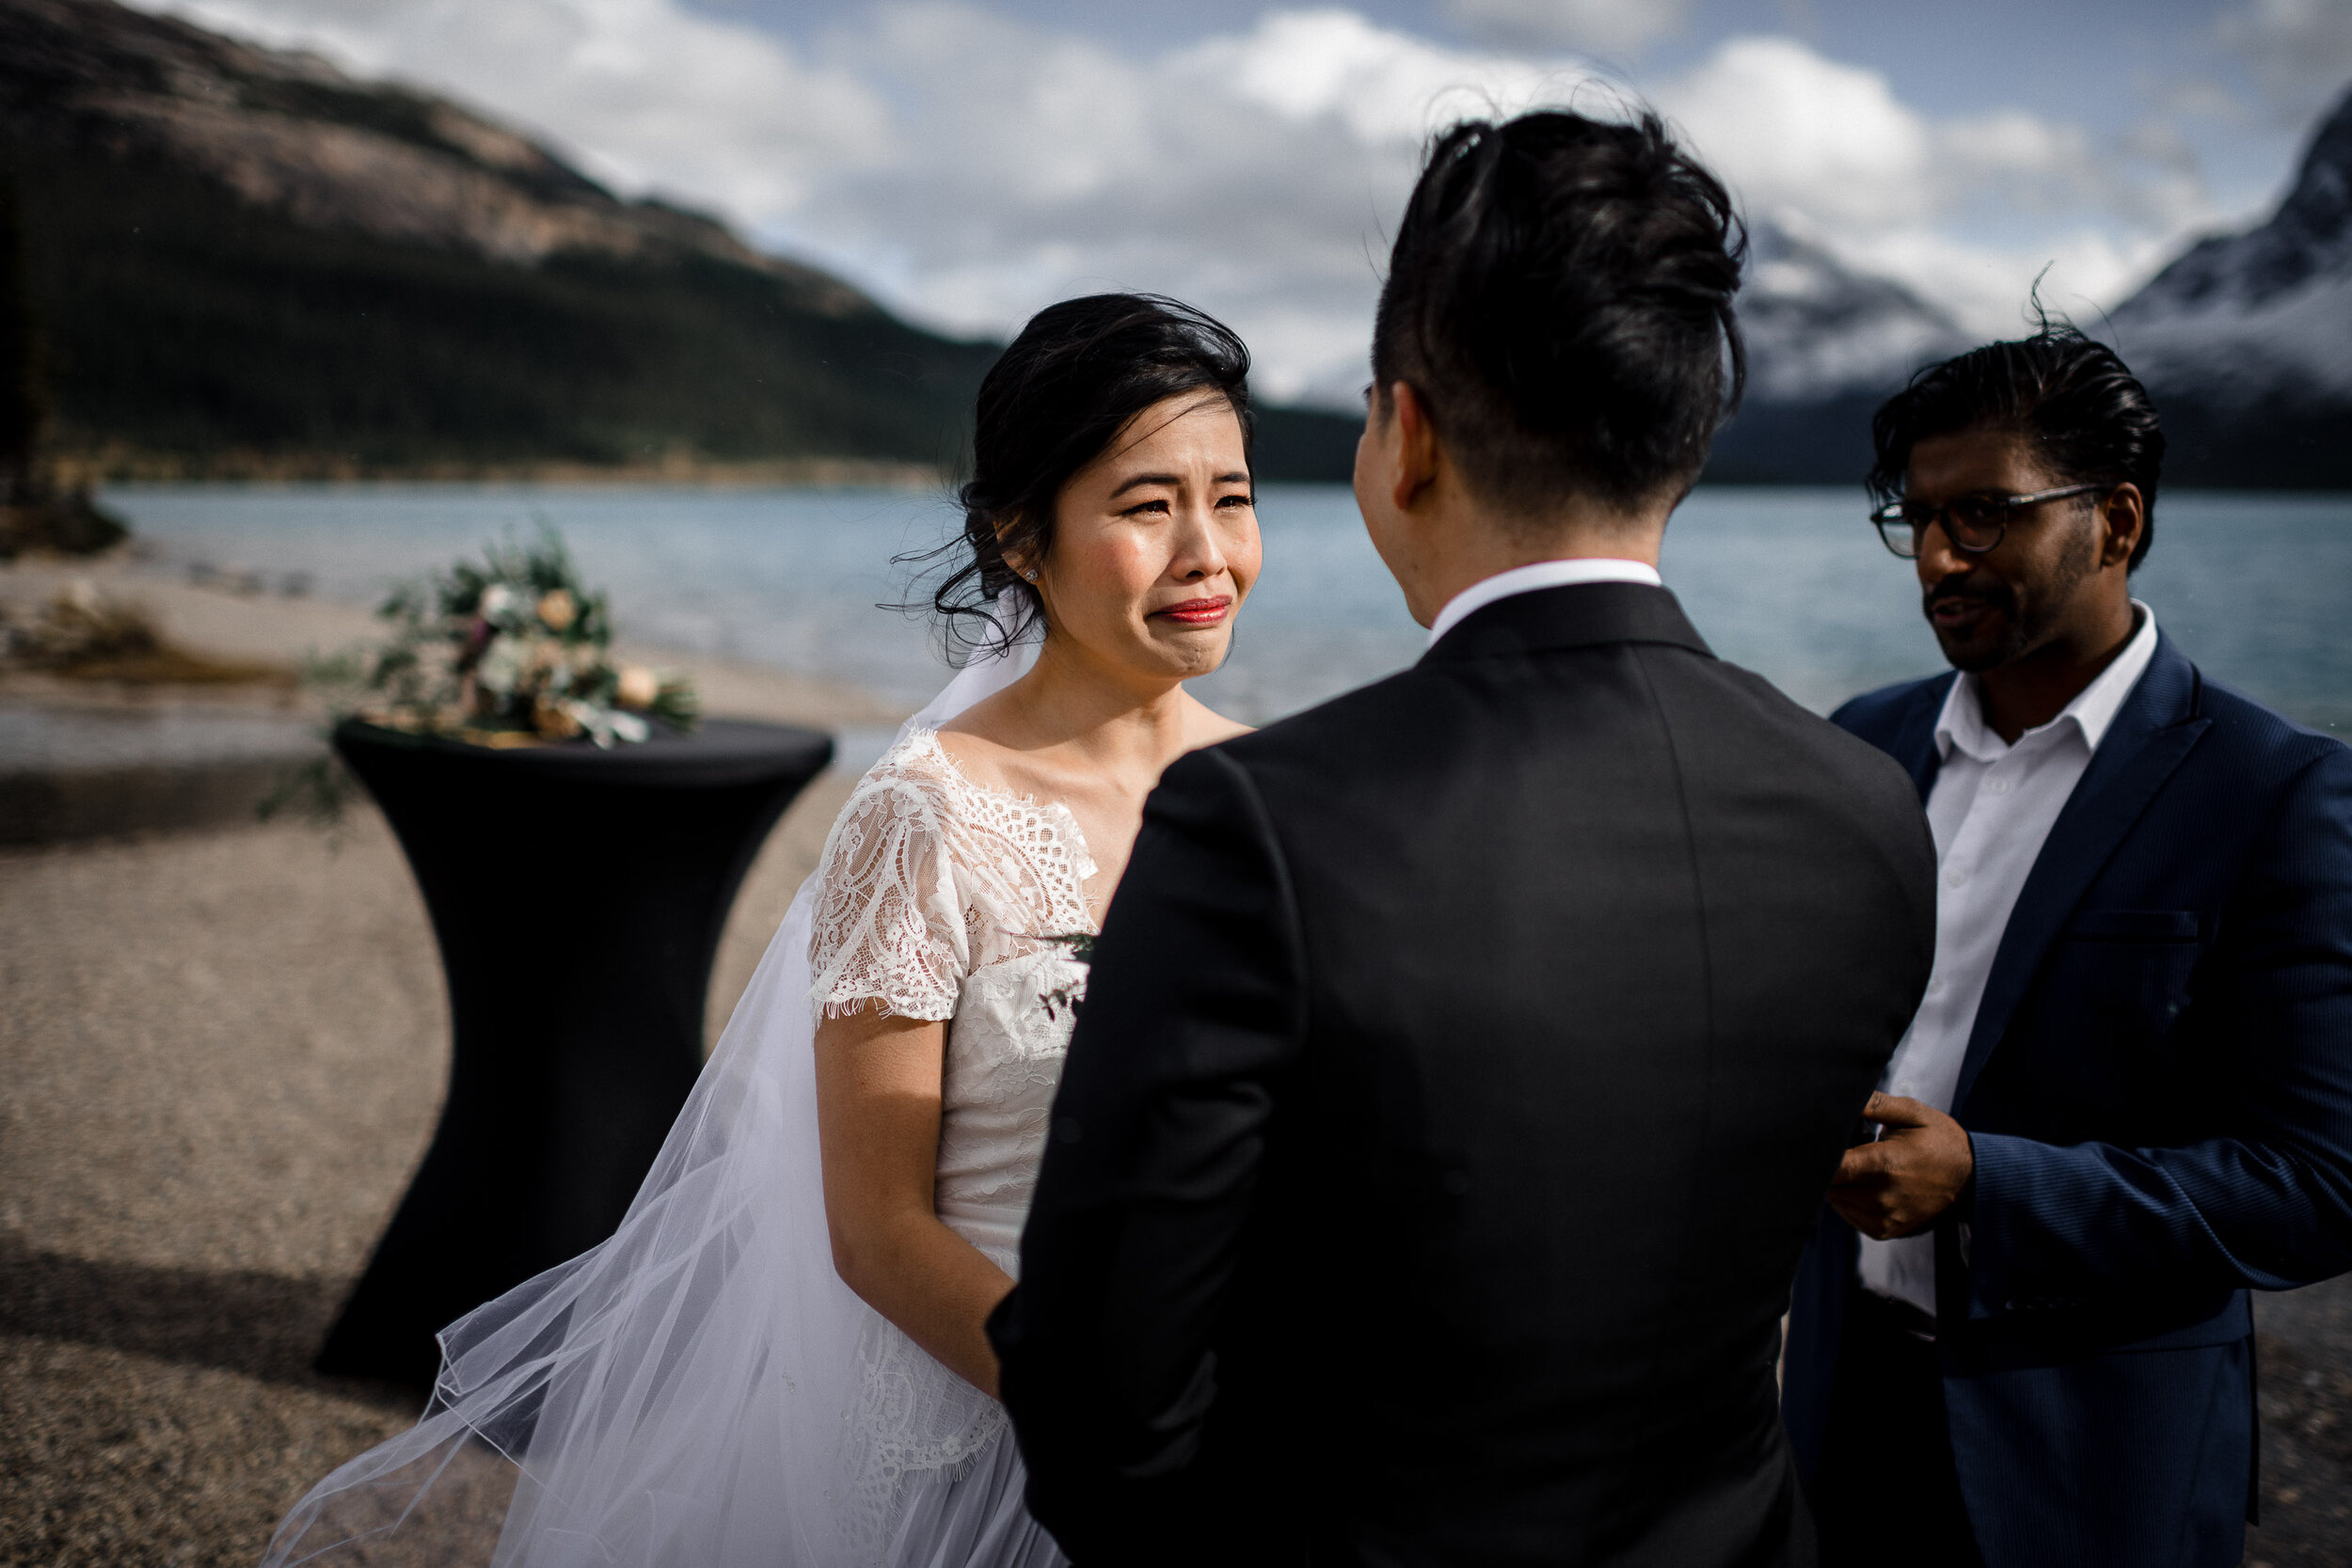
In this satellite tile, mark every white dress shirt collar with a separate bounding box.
[1425,558,1663,647]
[1934,600,2160,766]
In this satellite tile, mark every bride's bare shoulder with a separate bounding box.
[929,702,1027,794]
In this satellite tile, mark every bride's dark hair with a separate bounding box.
[922,293,1253,658]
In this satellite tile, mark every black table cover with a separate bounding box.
[316,716,834,1387]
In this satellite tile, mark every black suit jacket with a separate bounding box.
[989,583,1937,1567]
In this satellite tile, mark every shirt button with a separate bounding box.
[1984,778,2011,796]
[1945,867,1969,888]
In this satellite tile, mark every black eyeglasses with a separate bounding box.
[1870,483,2108,559]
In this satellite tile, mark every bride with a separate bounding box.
[262,293,1261,1567]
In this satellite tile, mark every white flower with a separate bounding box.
[477,638,527,695]
[614,664,660,709]
[565,699,648,748]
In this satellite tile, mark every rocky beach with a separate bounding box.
[0,554,895,1565]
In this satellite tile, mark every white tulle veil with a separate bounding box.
[262,594,1042,1568]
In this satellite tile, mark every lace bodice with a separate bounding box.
[806,727,1098,1529]
[808,725,1098,1263]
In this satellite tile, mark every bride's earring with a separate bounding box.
[1023,569,1039,582]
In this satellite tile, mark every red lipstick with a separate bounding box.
[1152,595,1232,626]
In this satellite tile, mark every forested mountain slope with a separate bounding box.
[0,0,1356,479]
[0,0,1009,475]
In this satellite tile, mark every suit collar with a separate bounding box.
[1425,559,1664,646]
[1421,580,1712,664]
[1954,630,2210,1111]
[1933,600,2161,766]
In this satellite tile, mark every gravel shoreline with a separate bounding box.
[0,781,855,1567]
[1,556,873,1564]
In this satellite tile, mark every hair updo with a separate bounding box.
[926,293,1253,657]
[1373,109,1746,517]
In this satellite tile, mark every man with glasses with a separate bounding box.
[1780,325,2352,1567]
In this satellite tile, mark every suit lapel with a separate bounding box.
[1890,675,1954,804]
[1952,637,2211,1113]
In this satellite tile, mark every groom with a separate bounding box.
[989,110,1937,1566]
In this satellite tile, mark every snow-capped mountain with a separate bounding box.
[2105,84,2352,484]
[1738,221,1968,405]
[1716,71,2352,492]
[1706,220,1964,482]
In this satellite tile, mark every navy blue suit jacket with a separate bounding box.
[1783,631,2352,1568]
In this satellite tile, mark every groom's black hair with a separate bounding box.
[1373,110,1746,517]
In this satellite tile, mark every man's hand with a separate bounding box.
[1828,1092,1974,1241]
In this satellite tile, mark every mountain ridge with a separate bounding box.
[1702,219,1968,484]
[0,0,1020,475]
[2100,83,2352,485]
[2113,85,2352,353]
[4,0,868,301]
[1,0,1365,481]
[2,0,2341,486]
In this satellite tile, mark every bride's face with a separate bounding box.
[1031,394,1260,683]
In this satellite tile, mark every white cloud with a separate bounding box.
[1654,39,2221,338]
[1659,38,1938,231]
[2219,0,2352,119]
[1657,41,2128,244]
[126,1,2233,400]
[783,4,1623,402]
[1200,8,1592,143]
[1444,0,1692,56]
[779,7,1396,398]
[143,0,889,212]
[1839,226,2168,343]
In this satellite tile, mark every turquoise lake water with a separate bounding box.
[103,483,2351,749]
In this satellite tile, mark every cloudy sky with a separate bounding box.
[134,0,2352,405]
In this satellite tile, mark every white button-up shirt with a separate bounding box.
[1425,558,1663,647]
[1857,602,2162,1317]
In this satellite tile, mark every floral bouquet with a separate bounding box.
[356,529,698,748]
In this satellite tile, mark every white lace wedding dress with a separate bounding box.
[262,606,1084,1568]
[805,724,1095,1565]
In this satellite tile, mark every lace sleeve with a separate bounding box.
[807,768,969,1022]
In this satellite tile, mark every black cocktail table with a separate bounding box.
[316,716,834,1388]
